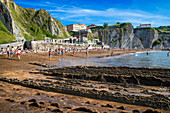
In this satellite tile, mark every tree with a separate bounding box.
[116,22,120,24]
[103,23,108,28]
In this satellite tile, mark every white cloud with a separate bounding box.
[48,7,170,20]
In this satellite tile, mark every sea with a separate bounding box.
[56,51,170,69]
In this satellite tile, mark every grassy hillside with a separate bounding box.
[90,26,104,33]
[9,3,69,41]
[0,19,15,44]
[107,23,132,28]
[0,1,69,44]
[155,26,170,34]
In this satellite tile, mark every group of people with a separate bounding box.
[1,45,22,60]
[48,47,89,59]
[1,45,90,60]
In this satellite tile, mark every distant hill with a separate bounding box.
[0,0,69,44]
[155,26,170,34]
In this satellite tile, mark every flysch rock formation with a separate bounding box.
[93,23,169,49]
[134,28,159,49]
[159,34,170,48]
[93,23,143,49]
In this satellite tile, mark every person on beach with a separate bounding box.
[1,47,5,55]
[3,48,5,55]
[111,52,114,56]
[65,48,68,54]
[55,48,58,55]
[69,48,71,52]
[86,48,88,56]
[49,48,52,59]
[61,49,64,55]
[6,45,10,58]
[10,46,15,58]
[16,46,21,60]
[73,48,76,55]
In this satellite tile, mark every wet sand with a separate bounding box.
[0,49,169,113]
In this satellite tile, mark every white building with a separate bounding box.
[66,23,87,32]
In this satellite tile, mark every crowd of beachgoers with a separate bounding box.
[1,44,169,61]
[0,45,104,60]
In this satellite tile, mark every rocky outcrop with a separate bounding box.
[93,23,164,49]
[159,34,170,48]
[0,77,169,110]
[93,23,144,49]
[134,28,159,48]
[0,0,13,33]
[37,66,170,87]
[0,0,69,43]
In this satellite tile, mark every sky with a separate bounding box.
[13,0,170,27]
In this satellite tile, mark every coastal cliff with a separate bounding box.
[93,23,144,49]
[92,23,167,49]
[134,28,159,48]
[0,0,69,44]
[158,34,170,48]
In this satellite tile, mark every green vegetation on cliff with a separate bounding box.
[134,27,156,31]
[156,26,170,34]
[90,26,104,33]
[152,38,162,47]
[0,20,15,44]
[152,36,168,47]
[10,4,68,41]
[0,1,69,44]
[107,23,132,28]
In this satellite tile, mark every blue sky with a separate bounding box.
[13,0,170,27]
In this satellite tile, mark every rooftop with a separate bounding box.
[66,23,87,27]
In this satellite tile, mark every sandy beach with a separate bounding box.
[0,49,169,113]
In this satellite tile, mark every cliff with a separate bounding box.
[158,34,170,48]
[156,26,170,48]
[92,23,166,49]
[134,28,159,48]
[0,0,69,44]
[93,23,143,49]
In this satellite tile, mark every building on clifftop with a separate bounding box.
[87,24,98,29]
[137,24,151,28]
[66,23,87,32]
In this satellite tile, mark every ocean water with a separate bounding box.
[56,51,170,69]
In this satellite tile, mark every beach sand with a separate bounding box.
[0,49,169,113]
